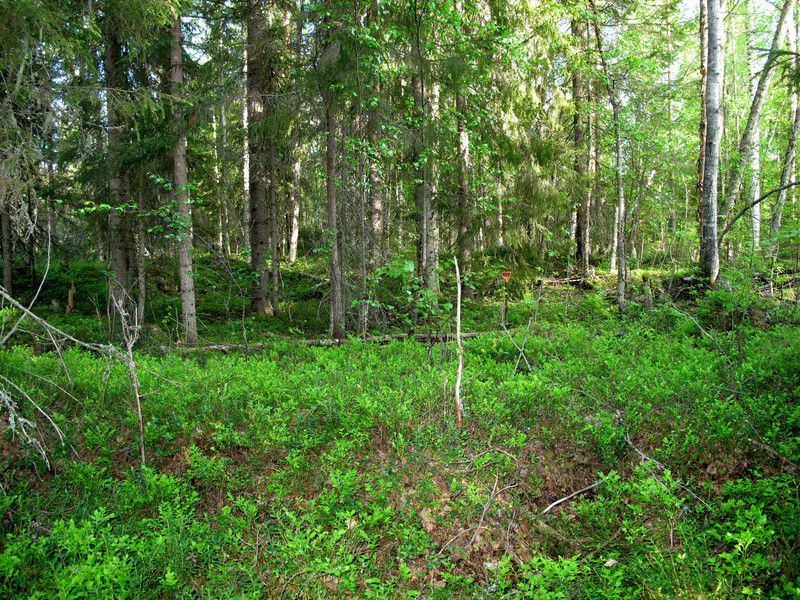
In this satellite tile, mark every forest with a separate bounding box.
[1,0,799,596]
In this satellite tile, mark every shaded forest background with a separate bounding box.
[1,0,798,343]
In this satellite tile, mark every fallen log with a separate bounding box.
[164,330,493,354]
[535,276,594,289]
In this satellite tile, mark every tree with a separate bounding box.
[746,0,763,248]
[170,13,199,345]
[701,0,723,283]
[410,6,438,301]
[590,0,626,308]
[769,6,799,257]
[572,17,591,278]
[318,1,345,338]
[724,0,796,221]
[1,209,11,293]
[246,0,274,316]
[288,3,305,264]
[104,10,134,313]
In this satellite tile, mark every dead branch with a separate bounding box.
[748,437,799,472]
[454,257,465,430]
[719,181,800,245]
[542,481,602,515]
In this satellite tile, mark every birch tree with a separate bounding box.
[701,0,723,282]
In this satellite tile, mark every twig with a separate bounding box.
[279,569,316,598]
[111,295,146,467]
[542,481,601,515]
[468,474,499,547]
[0,226,51,347]
[624,432,710,509]
[748,437,799,472]
[449,447,519,466]
[503,319,533,374]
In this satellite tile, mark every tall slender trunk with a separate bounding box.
[455,93,472,269]
[26,197,36,283]
[105,24,131,313]
[1,209,11,293]
[497,191,504,248]
[770,8,800,256]
[136,189,146,325]
[214,107,231,257]
[697,0,708,248]
[572,18,591,277]
[213,113,224,252]
[325,93,344,338]
[429,82,441,301]
[266,31,280,315]
[612,113,626,308]
[288,5,304,264]
[412,74,438,296]
[724,0,796,215]
[171,16,198,345]
[289,126,301,263]
[247,0,273,315]
[221,106,231,256]
[589,1,625,307]
[268,133,280,314]
[591,92,602,243]
[747,0,762,247]
[242,39,251,253]
[367,80,385,268]
[702,0,723,282]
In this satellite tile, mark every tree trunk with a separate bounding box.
[770,8,800,257]
[289,125,301,263]
[572,18,591,277]
[26,196,36,283]
[215,106,231,257]
[702,0,723,283]
[412,74,438,296]
[367,81,385,269]
[325,93,345,339]
[724,0,796,216]
[697,0,708,245]
[213,114,224,252]
[497,192,504,248]
[589,1,625,306]
[1,209,11,294]
[264,13,280,316]
[246,0,273,316]
[268,133,280,314]
[612,110,626,309]
[455,93,472,270]
[242,38,251,254]
[105,25,131,313]
[136,190,146,325]
[171,15,199,345]
[288,7,304,264]
[747,0,762,248]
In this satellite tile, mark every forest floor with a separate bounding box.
[0,261,799,598]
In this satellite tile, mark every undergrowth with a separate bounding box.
[0,287,798,597]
